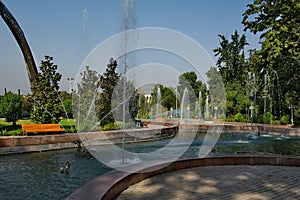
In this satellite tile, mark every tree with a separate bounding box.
[111,76,138,125]
[213,31,249,117]
[98,58,120,126]
[206,67,226,117]
[213,30,249,84]
[0,91,22,126]
[242,0,300,117]
[60,91,73,118]
[178,71,207,104]
[30,56,63,123]
[151,84,176,111]
[73,66,100,132]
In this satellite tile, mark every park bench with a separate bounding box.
[22,124,65,136]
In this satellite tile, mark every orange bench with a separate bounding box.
[22,124,65,136]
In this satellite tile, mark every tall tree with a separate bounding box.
[30,56,63,123]
[242,0,300,116]
[111,76,138,125]
[213,31,249,117]
[73,66,100,132]
[0,91,22,126]
[213,30,249,84]
[98,58,120,126]
[178,71,207,102]
[151,84,177,111]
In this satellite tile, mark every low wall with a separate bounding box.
[0,121,299,155]
[67,155,300,200]
[146,119,300,136]
[0,126,178,155]
[0,134,79,154]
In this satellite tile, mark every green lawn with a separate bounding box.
[0,118,76,136]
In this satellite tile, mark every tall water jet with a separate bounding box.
[180,88,190,123]
[205,95,209,120]
[80,7,89,61]
[270,70,283,120]
[120,0,137,165]
[156,87,162,118]
[263,73,268,124]
[198,91,203,120]
[247,72,257,122]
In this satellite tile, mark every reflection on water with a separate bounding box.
[0,149,111,200]
[0,133,299,199]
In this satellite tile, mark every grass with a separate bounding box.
[0,118,77,136]
[0,118,139,136]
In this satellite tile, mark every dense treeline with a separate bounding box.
[0,0,299,127]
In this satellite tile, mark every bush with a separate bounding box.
[102,123,121,131]
[280,115,290,125]
[219,114,226,121]
[234,113,244,122]
[263,112,273,124]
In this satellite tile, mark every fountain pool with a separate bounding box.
[1,132,300,200]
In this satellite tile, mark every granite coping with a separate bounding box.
[67,155,300,200]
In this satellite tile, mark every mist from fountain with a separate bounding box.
[156,87,162,118]
[198,91,203,121]
[205,95,209,120]
[180,88,190,123]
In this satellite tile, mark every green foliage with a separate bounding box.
[0,91,23,126]
[98,58,120,126]
[178,71,207,104]
[62,99,73,118]
[111,76,138,124]
[73,66,100,132]
[213,30,248,84]
[151,84,177,111]
[263,112,273,124]
[101,122,121,131]
[30,56,63,123]
[234,113,244,122]
[219,114,226,120]
[206,67,226,114]
[213,31,249,117]
[242,0,300,116]
[22,95,33,117]
[136,95,150,119]
[280,114,290,125]
[101,121,135,131]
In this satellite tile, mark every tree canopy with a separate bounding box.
[0,91,22,126]
[30,56,63,123]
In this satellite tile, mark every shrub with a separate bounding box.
[281,115,290,125]
[234,113,244,122]
[263,112,273,124]
[102,123,121,131]
[219,114,226,121]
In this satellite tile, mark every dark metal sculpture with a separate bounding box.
[0,0,38,85]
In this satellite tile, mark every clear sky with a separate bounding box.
[0,0,259,95]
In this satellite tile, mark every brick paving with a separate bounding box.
[117,165,300,200]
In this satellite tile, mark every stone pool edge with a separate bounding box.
[67,155,300,200]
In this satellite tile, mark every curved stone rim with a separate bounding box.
[67,155,300,200]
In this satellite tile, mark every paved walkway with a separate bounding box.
[117,165,300,200]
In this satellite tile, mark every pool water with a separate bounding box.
[0,133,299,200]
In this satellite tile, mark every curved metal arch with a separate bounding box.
[0,0,38,85]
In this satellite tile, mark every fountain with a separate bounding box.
[259,68,283,125]
[156,87,162,118]
[247,71,257,122]
[180,88,190,122]
[198,91,203,121]
[204,95,209,120]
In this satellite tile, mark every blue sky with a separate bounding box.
[0,0,259,94]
